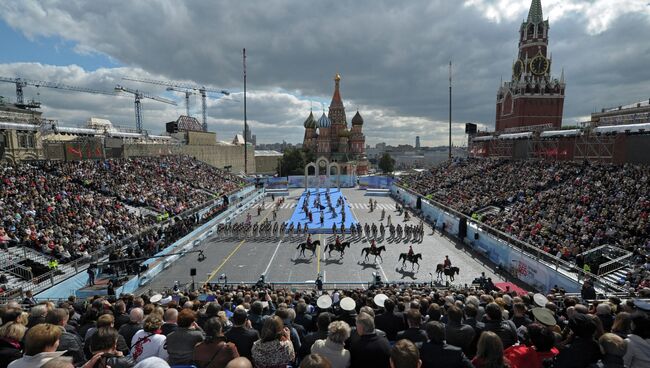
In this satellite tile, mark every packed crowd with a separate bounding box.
[399,159,650,291]
[1,283,649,368]
[0,156,245,264]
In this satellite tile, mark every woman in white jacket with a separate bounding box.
[130,315,168,363]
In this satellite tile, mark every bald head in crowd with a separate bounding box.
[225,357,253,368]
[130,308,144,323]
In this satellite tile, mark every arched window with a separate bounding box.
[538,23,545,38]
[527,24,535,39]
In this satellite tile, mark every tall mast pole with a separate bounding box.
[449,60,452,160]
[243,48,248,174]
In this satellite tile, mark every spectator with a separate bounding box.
[375,298,405,342]
[294,302,315,332]
[592,333,627,368]
[225,357,253,368]
[483,303,517,349]
[193,317,239,368]
[114,301,131,331]
[84,313,129,359]
[419,321,473,368]
[471,331,509,368]
[555,313,601,368]
[396,309,427,344]
[8,323,65,368]
[349,312,391,368]
[166,309,205,365]
[161,308,178,336]
[44,308,85,365]
[503,323,558,368]
[88,327,134,368]
[623,313,650,368]
[119,308,144,350]
[510,303,531,329]
[445,305,476,357]
[225,308,259,360]
[596,304,614,333]
[0,322,26,368]
[300,354,332,368]
[610,312,631,339]
[299,312,331,360]
[311,320,351,368]
[390,339,421,368]
[130,315,168,363]
[251,316,295,368]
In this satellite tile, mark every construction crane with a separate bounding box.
[114,84,177,133]
[0,76,116,109]
[122,77,229,132]
[165,86,198,117]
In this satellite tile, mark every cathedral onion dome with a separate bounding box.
[338,128,350,138]
[351,111,364,125]
[317,112,331,128]
[303,111,316,129]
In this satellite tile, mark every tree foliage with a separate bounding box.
[277,148,316,176]
[378,152,395,173]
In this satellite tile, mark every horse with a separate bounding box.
[296,240,321,257]
[325,241,351,258]
[361,246,386,262]
[435,264,460,281]
[399,253,423,269]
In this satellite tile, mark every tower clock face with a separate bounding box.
[530,55,549,76]
[513,59,523,79]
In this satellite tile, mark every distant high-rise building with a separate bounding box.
[415,136,421,149]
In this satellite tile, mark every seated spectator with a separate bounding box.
[225,308,259,360]
[225,357,253,368]
[89,327,135,368]
[119,308,144,350]
[445,305,475,357]
[483,303,517,349]
[503,323,558,368]
[311,320,351,368]
[130,315,168,363]
[166,309,205,365]
[592,333,627,368]
[419,321,472,368]
[396,309,427,344]
[471,331,510,368]
[251,316,295,368]
[555,313,601,368]
[375,298,406,342]
[300,354,333,368]
[623,313,650,368]
[349,312,391,368]
[193,317,239,368]
[0,322,26,368]
[44,308,84,365]
[8,323,65,368]
[161,308,177,336]
[299,312,331,360]
[390,339,421,368]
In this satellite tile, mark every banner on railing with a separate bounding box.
[358,176,394,189]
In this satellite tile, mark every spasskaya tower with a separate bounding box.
[495,0,566,132]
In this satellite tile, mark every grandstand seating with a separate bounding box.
[399,158,650,292]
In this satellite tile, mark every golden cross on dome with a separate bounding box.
[334,73,341,82]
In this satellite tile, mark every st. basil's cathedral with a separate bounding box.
[302,74,369,175]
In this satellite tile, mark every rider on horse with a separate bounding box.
[408,245,414,258]
[443,255,451,269]
[370,239,377,251]
[335,235,341,247]
[306,234,312,247]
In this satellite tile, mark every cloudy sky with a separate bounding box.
[0,0,649,146]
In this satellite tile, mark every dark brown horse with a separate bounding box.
[436,264,460,281]
[361,245,386,262]
[325,241,351,258]
[399,253,423,269]
[296,240,321,257]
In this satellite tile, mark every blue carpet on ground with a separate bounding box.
[288,188,357,233]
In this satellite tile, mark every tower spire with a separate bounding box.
[527,0,544,24]
[330,73,343,107]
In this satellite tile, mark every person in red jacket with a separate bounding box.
[504,323,559,368]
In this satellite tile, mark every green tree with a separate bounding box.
[277,147,315,176]
[378,152,395,173]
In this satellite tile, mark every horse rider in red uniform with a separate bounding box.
[307,234,312,247]
[443,255,451,269]
[370,238,377,251]
[335,235,341,247]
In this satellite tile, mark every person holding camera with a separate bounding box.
[88,327,134,368]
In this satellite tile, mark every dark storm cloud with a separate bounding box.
[0,0,648,145]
